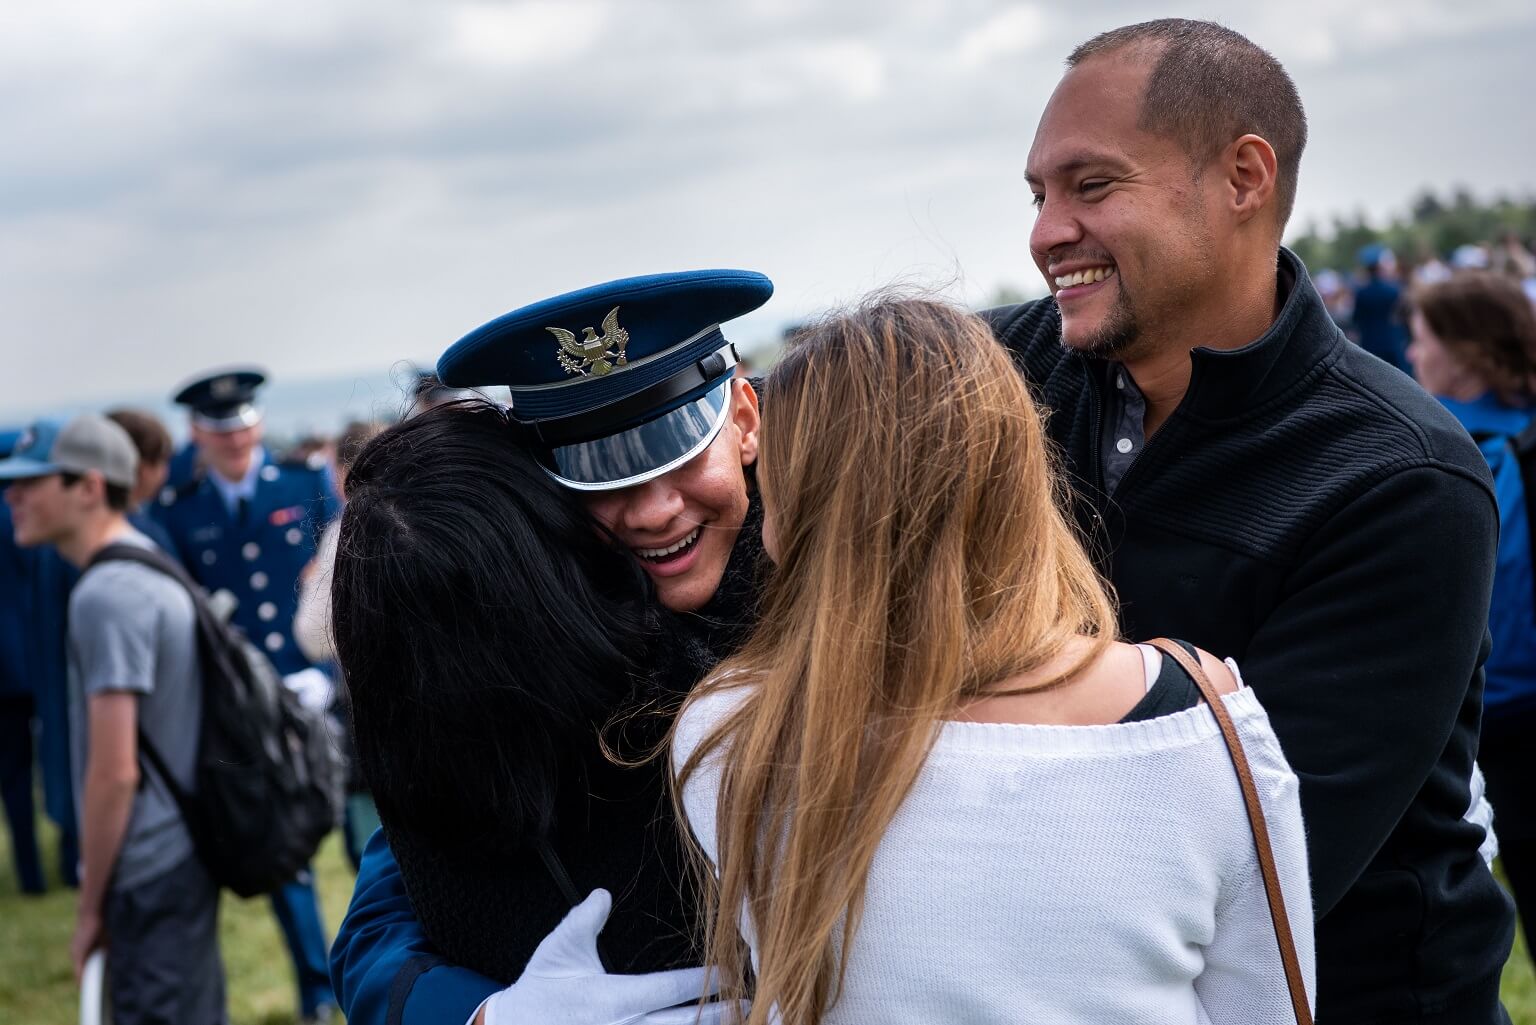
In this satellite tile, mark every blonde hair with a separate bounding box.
[672,295,1118,1025]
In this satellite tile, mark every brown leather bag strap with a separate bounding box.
[1146,639,1312,1025]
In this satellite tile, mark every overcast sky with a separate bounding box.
[4,0,1534,414]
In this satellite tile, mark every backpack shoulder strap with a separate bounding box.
[84,543,207,814]
[88,541,199,592]
[88,542,229,638]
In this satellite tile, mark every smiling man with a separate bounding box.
[989,19,1515,1023]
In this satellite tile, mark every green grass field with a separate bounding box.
[1,814,1534,1023]
[0,818,355,1024]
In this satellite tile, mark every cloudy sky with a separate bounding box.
[4,0,1534,415]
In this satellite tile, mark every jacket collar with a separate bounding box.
[1174,247,1343,420]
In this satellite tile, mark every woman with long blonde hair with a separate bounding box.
[672,297,1313,1025]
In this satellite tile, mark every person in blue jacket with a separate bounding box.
[1352,244,1412,374]
[1408,269,1536,965]
[152,368,342,1023]
[331,271,771,1025]
[3,424,81,889]
[0,484,46,895]
[164,438,200,492]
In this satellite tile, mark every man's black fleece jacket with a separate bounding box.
[986,248,1516,1023]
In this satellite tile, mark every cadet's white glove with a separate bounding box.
[479,888,746,1025]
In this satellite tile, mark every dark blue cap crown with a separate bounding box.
[438,270,771,415]
[436,270,772,491]
[172,367,268,430]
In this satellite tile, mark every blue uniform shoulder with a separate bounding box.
[259,459,335,502]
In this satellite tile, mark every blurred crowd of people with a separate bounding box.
[0,368,472,1024]
[1314,230,1536,374]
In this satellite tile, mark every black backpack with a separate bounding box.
[88,543,345,898]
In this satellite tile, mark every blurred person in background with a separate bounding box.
[1492,229,1536,282]
[295,418,386,871]
[1408,270,1536,966]
[1454,242,1494,272]
[1,415,227,1024]
[104,408,180,561]
[153,367,341,1024]
[2,424,81,890]
[1312,267,1353,332]
[285,435,333,474]
[164,437,201,492]
[0,430,46,896]
[1352,244,1411,373]
[1411,239,1455,287]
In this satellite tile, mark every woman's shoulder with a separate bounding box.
[672,676,754,773]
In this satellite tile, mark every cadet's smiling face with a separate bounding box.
[1026,53,1221,358]
[192,422,263,483]
[584,379,760,612]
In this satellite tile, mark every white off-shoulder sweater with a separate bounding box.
[674,665,1315,1025]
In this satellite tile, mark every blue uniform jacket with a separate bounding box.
[333,830,497,1025]
[1440,394,1536,715]
[129,510,180,565]
[1,429,76,830]
[165,440,200,491]
[0,504,31,698]
[1351,277,1410,374]
[151,453,340,676]
[15,538,78,831]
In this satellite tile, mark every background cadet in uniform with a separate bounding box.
[151,368,341,1025]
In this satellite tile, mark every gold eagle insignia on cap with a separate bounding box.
[549,307,630,377]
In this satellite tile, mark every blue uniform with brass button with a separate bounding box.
[151,368,340,1022]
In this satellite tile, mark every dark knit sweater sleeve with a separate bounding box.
[1236,464,1496,916]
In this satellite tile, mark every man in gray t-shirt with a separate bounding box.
[1,414,225,1025]
[67,529,202,889]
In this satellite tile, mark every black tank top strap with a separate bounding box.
[1118,639,1204,723]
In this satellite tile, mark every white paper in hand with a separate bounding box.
[481,889,746,1025]
[80,949,108,1025]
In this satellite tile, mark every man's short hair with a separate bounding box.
[1068,19,1308,232]
[59,470,131,512]
[105,408,174,466]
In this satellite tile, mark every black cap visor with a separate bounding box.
[191,403,262,433]
[544,379,732,491]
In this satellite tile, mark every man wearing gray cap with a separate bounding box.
[1,414,226,1025]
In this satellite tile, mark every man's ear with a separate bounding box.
[78,470,108,510]
[731,378,760,467]
[1227,133,1278,229]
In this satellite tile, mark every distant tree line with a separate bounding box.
[1287,188,1536,274]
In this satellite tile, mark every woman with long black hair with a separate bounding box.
[331,399,750,1023]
